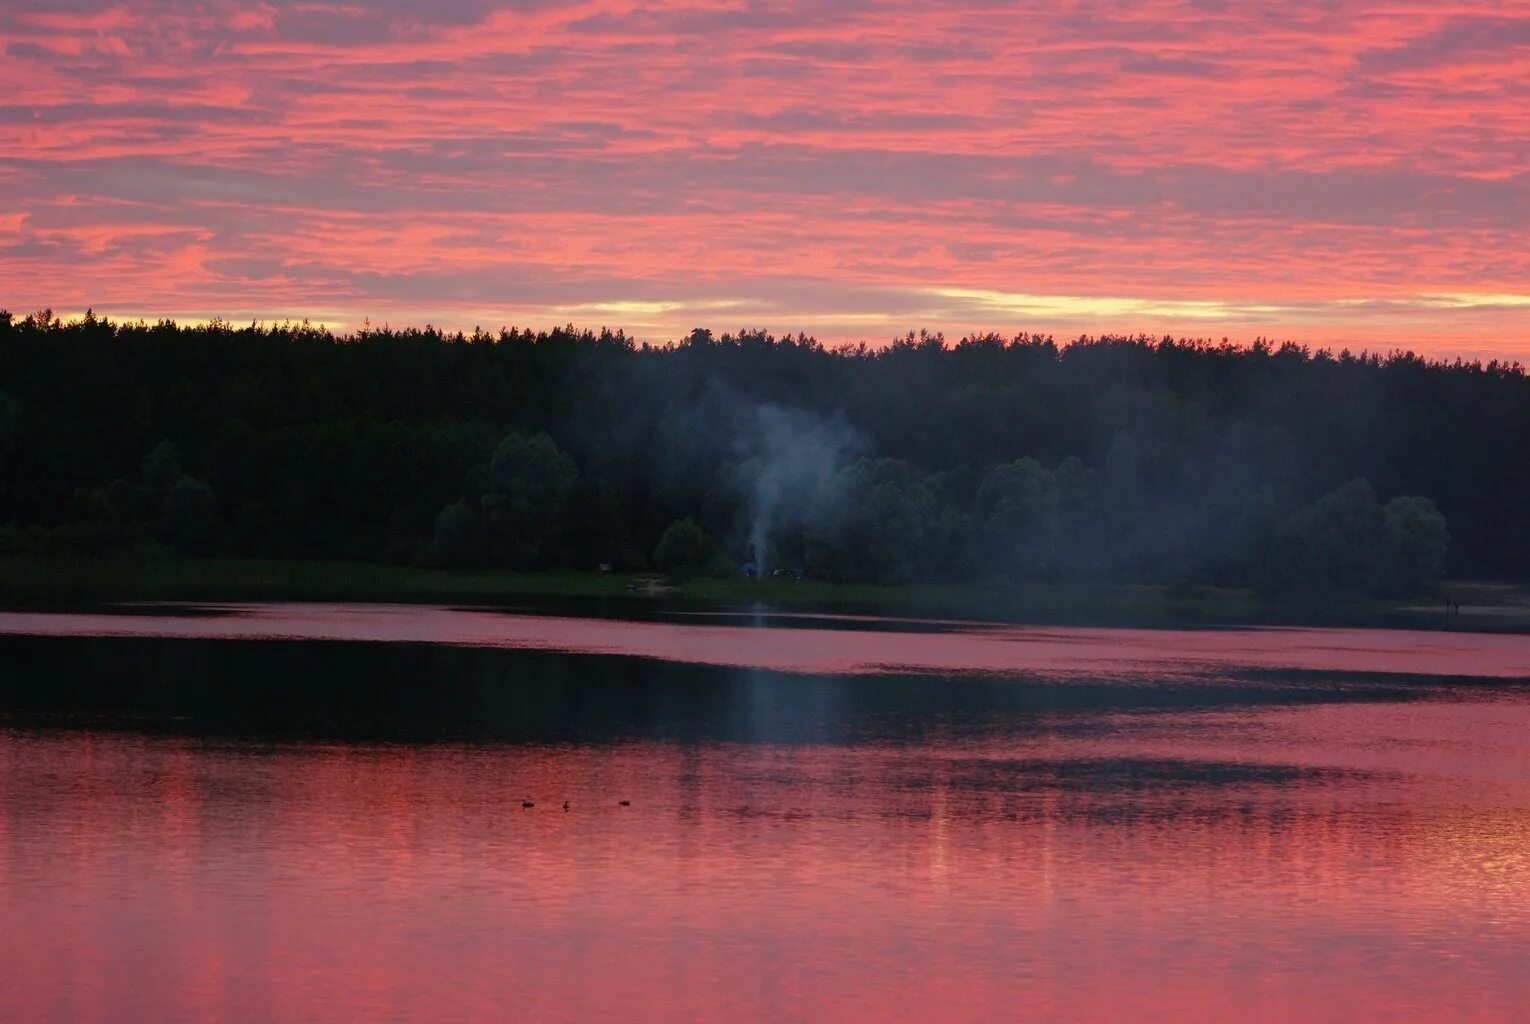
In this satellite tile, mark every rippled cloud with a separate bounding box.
[0,1,1526,355]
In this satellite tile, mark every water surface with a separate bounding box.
[1,604,1527,1022]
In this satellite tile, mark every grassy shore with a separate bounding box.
[0,556,631,606]
[0,554,1261,623]
[0,555,1515,631]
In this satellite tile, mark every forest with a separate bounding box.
[2,309,1523,599]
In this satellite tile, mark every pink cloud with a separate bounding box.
[0,1,1525,355]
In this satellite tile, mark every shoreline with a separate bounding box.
[0,556,1520,634]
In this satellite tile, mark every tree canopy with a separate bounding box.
[1,311,1521,597]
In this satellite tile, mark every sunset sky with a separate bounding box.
[2,1,1527,356]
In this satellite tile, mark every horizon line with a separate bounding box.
[7,306,1526,370]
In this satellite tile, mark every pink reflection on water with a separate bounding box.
[4,606,1530,1020]
[0,602,1526,678]
[3,697,1530,1022]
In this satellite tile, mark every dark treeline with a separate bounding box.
[2,310,1524,598]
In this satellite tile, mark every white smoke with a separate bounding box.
[741,403,864,574]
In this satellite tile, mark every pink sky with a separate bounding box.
[1,1,1527,357]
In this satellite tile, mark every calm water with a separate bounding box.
[2,604,1530,1022]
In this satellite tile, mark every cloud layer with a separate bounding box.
[1,1,1527,355]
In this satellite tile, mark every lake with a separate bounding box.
[2,603,1529,1022]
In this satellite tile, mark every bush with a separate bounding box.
[161,475,219,555]
[432,500,482,568]
[654,517,706,577]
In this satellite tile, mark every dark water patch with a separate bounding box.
[937,756,1369,792]
[1230,663,1530,692]
[108,601,248,618]
[0,634,1460,745]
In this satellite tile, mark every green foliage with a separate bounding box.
[1383,495,1449,595]
[829,458,946,583]
[0,315,1497,598]
[161,475,218,555]
[978,458,1062,581]
[654,516,706,577]
[561,476,644,571]
[432,500,481,568]
[65,486,115,526]
[0,389,17,453]
[1262,479,1447,598]
[0,387,15,515]
[53,484,141,556]
[141,440,183,499]
[480,432,578,568]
